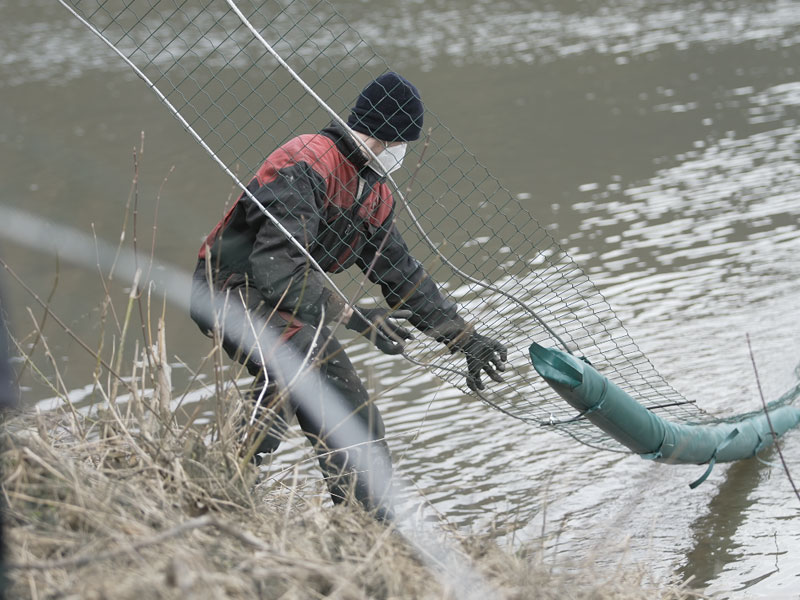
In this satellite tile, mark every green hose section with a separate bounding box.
[529,343,800,486]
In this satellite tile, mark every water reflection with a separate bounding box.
[681,453,770,589]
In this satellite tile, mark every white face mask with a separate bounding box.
[374,143,407,175]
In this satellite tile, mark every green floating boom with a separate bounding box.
[529,343,800,487]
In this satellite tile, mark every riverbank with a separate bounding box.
[2,399,701,599]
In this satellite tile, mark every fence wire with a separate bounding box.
[60,0,759,453]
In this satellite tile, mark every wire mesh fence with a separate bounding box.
[59,0,758,453]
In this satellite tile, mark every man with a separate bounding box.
[190,72,507,518]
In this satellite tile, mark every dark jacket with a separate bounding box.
[194,122,464,337]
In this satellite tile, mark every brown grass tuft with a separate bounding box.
[2,399,703,599]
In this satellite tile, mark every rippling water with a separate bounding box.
[3,1,800,81]
[4,0,800,596]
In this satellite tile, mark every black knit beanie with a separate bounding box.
[347,72,424,142]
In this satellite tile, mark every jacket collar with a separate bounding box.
[320,121,383,181]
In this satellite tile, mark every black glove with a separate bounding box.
[346,308,414,355]
[446,330,508,391]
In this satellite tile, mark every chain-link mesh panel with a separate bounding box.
[61,0,764,453]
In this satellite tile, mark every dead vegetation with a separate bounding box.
[2,399,702,600]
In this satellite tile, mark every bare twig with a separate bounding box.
[0,258,127,386]
[131,134,158,380]
[746,333,800,506]
[14,255,60,385]
[110,268,142,404]
[8,334,63,399]
[92,223,123,335]
[24,308,85,439]
[145,164,174,285]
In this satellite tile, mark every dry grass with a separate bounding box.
[1,398,702,600]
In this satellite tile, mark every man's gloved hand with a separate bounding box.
[446,330,508,391]
[346,308,414,355]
